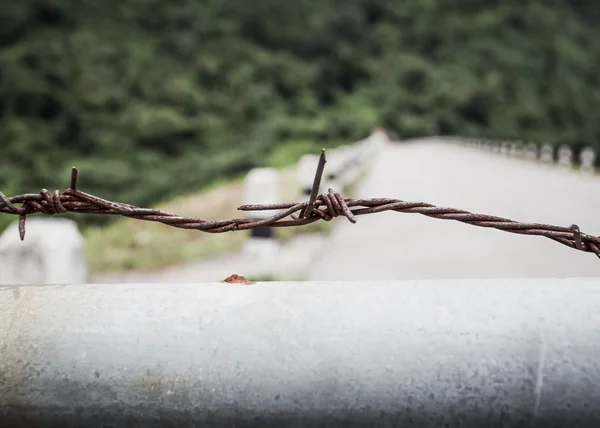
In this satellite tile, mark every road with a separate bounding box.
[308,139,600,280]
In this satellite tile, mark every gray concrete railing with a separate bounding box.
[242,129,388,275]
[2,278,600,427]
[439,136,598,174]
[0,217,88,286]
[297,129,389,196]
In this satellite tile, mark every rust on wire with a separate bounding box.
[300,149,327,219]
[0,150,599,259]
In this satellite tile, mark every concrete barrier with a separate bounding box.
[579,146,597,174]
[297,129,387,196]
[515,141,525,157]
[557,144,574,168]
[524,142,538,160]
[243,168,280,274]
[297,153,323,196]
[0,217,87,285]
[1,278,600,427]
[325,145,356,190]
[540,143,554,163]
[444,136,595,175]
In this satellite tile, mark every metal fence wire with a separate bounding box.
[1,149,599,258]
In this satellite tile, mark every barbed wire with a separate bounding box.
[1,149,599,259]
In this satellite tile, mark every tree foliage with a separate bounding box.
[1,0,599,230]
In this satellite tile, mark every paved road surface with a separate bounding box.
[308,139,600,280]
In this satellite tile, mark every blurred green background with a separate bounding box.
[2,0,600,236]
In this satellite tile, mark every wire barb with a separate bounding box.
[301,149,326,219]
[571,224,584,251]
[18,215,26,241]
[0,191,19,215]
[70,167,79,192]
[1,150,599,259]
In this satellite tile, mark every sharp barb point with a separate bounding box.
[301,149,328,219]
[18,215,26,241]
[70,167,79,191]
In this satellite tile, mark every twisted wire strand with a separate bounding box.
[1,158,599,259]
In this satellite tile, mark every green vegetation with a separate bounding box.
[83,176,249,273]
[2,0,600,239]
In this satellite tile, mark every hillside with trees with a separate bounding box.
[1,0,599,232]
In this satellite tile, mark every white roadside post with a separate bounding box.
[243,168,280,276]
[557,145,574,169]
[0,217,88,285]
[514,141,524,158]
[540,143,554,163]
[524,142,538,161]
[579,146,597,175]
[364,127,389,159]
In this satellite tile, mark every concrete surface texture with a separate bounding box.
[0,217,88,285]
[2,279,600,427]
[309,139,600,280]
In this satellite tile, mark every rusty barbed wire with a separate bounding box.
[1,149,599,259]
